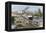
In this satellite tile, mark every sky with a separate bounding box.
[11,4,43,13]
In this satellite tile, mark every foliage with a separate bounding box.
[33,9,43,17]
[11,16,15,24]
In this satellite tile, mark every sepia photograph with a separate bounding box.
[11,4,43,29]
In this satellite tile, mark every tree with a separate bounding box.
[38,8,43,17]
[34,8,43,17]
[11,16,15,24]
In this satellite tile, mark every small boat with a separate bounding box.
[28,16,33,20]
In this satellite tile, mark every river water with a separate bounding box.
[32,17,43,27]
